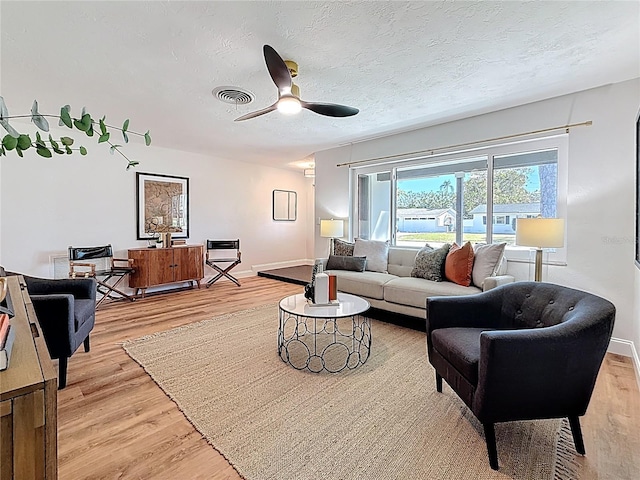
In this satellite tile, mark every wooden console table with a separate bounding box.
[0,276,58,480]
[128,245,204,297]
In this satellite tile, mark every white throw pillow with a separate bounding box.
[353,239,390,273]
[472,243,506,288]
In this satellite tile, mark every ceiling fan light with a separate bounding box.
[277,95,302,115]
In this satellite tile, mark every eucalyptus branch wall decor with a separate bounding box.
[0,96,151,169]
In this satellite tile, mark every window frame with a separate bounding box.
[349,134,568,264]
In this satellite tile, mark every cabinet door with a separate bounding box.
[148,248,175,286]
[173,246,203,282]
[128,250,148,288]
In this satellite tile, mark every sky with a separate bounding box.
[398,169,541,193]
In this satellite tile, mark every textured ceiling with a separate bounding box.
[1,1,639,171]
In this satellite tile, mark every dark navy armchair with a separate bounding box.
[23,275,97,389]
[426,281,615,470]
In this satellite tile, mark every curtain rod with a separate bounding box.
[336,120,592,168]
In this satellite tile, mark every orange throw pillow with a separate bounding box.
[445,242,475,287]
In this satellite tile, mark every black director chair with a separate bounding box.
[205,240,241,287]
[68,245,136,308]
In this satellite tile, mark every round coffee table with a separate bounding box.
[278,293,371,373]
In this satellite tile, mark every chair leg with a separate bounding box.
[84,335,90,353]
[483,423,499,470]
[435,372,443,393]
[58,356,68,390]
[206,262,241,287]
[568,416,586,455]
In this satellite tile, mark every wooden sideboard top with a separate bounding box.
[128,245,203,252]
[0,276,54,401]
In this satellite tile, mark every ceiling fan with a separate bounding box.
[234,45,359,122]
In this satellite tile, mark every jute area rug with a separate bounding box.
[123,304,577,480]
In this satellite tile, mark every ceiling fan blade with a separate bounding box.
[234,102,278,122]
[301,101,359,117]
[263,45,292,92]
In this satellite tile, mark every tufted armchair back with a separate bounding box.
[494,281,615,330]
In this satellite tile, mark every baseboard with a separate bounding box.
[251,259,314,273]
[608,337,640,391]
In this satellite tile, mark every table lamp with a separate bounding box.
[516,218,565,281]
[320,219,344,255]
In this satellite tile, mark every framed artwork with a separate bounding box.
[136,172,189,239]
[272,189,297,221]
[636,109,640,268]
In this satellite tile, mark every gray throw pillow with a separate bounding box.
[472,243,507,288]
[353,239,390,273]
[333,238,355,257]
[411,244,451,281]
[325,255,367,272]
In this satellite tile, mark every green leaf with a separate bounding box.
[109,144,122,155]
[17,134,31,150]
[122,130,129,143]
[98,132,110,143]
[35,133,46,149]
[2,134,18,150]
[60,105,72,128]
[36,146,52,158]
[144,130,151,146]
[49,135,63,154]
[0,96,8,121]
[31,100,50,132]
[73,113,92,132]
[79,146,87,155]
[65,146,72,155]
[60,136,74,146]
[86,123,94,137]
[0,146,5,156]
[16,147,23,157]
[122,119,129,132]
[0,119,20,138]
[99,118,107,136]
[126,160,139,170]
[73,118,87,131]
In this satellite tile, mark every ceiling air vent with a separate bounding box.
[212,86,254,105]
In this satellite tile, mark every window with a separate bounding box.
[356,171,391,241]
[351,135,567,261]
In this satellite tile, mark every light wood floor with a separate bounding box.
[57,276,640,479]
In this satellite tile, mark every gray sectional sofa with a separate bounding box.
[323,245,514,319]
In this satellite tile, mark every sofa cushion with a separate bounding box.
[472,243,506,288]
[326,255,367,272]
[353,239,390,273]
[333,238,355,257]
[326,269,396,300]
[411,244,449,281]
[445,242,474,287]
[383,277,481,309]
[431,327,496,386]
[387,247,420,277]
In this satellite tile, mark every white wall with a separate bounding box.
[315,79,640,358]
[0,132,313,280]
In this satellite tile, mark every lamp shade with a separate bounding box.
[516,218,565,248]
[320,219,344,238]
